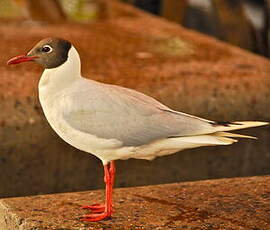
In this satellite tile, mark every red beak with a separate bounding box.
[7,55,38,65]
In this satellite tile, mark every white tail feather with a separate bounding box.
[214,131,257,139]
[135,121,268,161]
[174,134,237,146]
[177,128,264,150]
[171,121,268,149]
[213,121,268,132]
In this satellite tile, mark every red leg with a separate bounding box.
[81,161,116,222]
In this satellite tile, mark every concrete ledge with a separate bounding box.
[0,176,269,229]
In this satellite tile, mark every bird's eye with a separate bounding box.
[41,45,52,53]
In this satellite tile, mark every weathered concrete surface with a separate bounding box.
[0,176,269,230]
[0,1,270,197]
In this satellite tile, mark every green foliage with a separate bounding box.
[0,0,99,22]
[60,0,98,22]
[0,0,22,18]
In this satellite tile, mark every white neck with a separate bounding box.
[38,46,81,95]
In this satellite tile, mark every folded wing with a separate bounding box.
[62,80,267,147]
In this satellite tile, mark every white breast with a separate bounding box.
[38,47,127,164]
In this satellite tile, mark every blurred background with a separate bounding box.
[0,0,270,198]
[1,0,270,56]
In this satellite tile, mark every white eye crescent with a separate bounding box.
[42,45,53,53]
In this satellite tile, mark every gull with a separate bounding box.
[7,37,268,222]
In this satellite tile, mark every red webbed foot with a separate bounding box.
[80,212,111,222]
[81,203,105,213]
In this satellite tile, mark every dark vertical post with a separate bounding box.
[212,0,255,51]
[263,0,270,56]
[26,0,66,22]
[161,0,188,24]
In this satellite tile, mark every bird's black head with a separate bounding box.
[7,37,72,69]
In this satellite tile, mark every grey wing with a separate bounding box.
[62,81,216,146]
